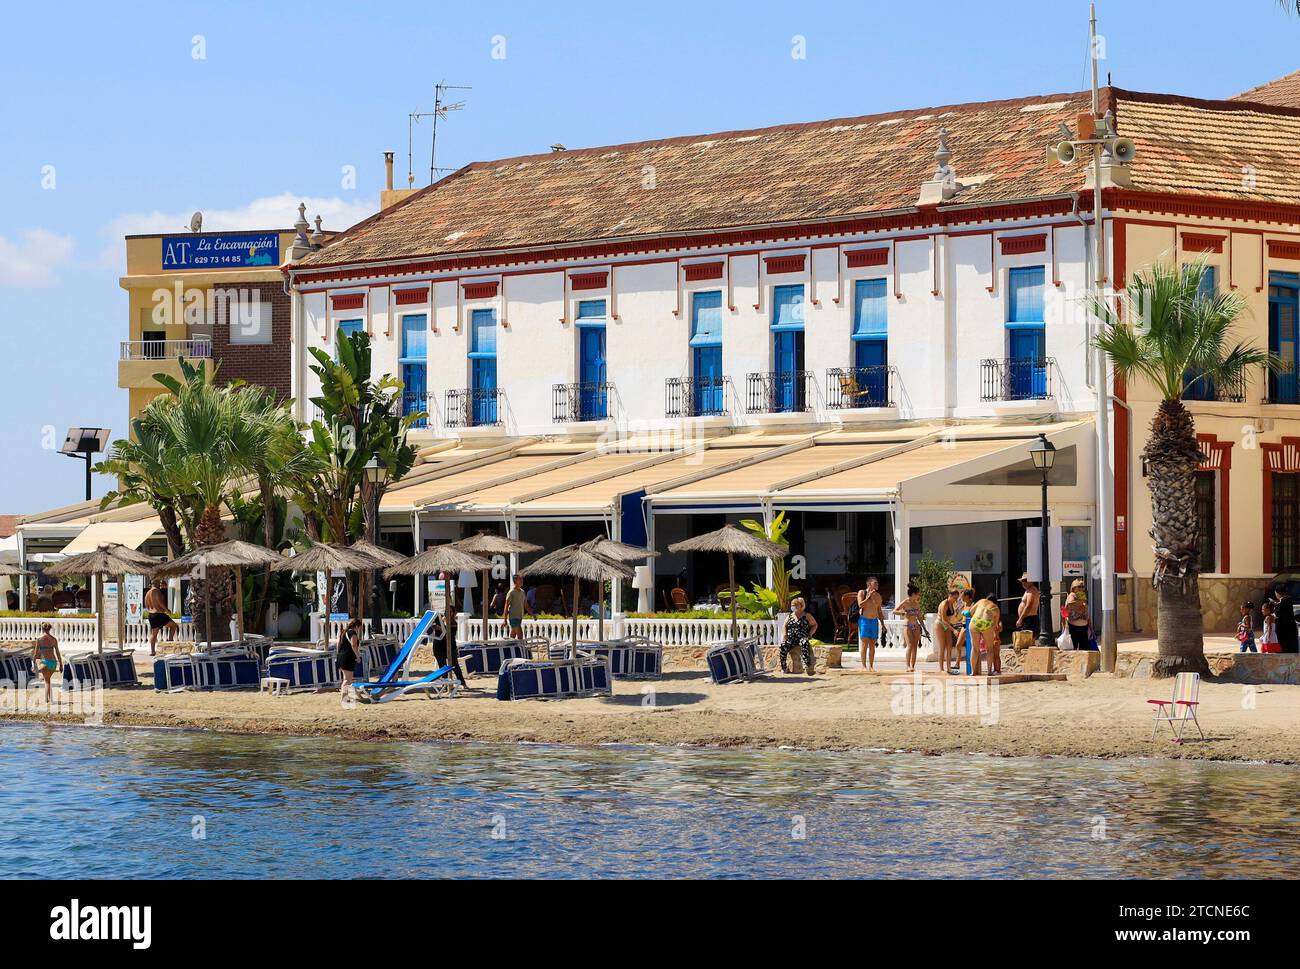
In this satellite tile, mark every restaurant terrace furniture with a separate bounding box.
[706,639,763,685]
[495,655,613,701]
[62,648,139,688]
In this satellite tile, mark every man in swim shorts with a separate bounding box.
[857,577,884,672]
[502,574,530,640]
[144,580,177,655]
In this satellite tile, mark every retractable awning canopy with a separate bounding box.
[61,519,161,553]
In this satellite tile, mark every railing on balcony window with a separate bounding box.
[980,357,1058,402]
[1184,368,1247,404]
[825,366,895,409]
[745,370,814,414]
[553,382,611,422]
[445,387,503,427]
[665,376,729,418]
[402,391,430,429]
[120,339,212,361]
[1269,361,1299,404]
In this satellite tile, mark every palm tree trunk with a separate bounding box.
[193,504,231,644]
[1145,398,1210,677]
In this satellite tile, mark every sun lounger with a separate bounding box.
[460,638,534,676]
[581,637,663,679]
[358,636,400,680]
[154,644,263,692]
[63,649,140,689]
[706,639,762,684]
[0,648,34,685]
[1148,672,1205,742]
[495,655,613,701]
[353,665,459,703]
[264,646,340,692]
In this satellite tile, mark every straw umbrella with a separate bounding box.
[582,537,658,642]
[271,543,391,642]
[386,544,493,684]
[350,539,407,625]
[450,532,542,640]
[522,543,634,659]
[151,541,285,646]
[44,544,160,654]
[668,524,787,643]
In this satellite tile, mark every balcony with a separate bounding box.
[118,339,212,389]
[980,357,1058,403]
[826,366,895,410]
[401,391,431,429]
[1184,369,1247,404]
[746,370,814,415]
[553,382,611,423]
[665,376,729,419]
[445,387,503,428]
[1268,363,1299,405]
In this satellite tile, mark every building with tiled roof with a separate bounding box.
[1232,69,1300,109]
[0,516,19,540]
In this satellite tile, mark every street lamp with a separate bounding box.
[1030,433,1057,648]
[363,452,389,631]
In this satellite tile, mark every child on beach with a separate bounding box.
[1238,602,1257,653]
[1261,600,1281,654]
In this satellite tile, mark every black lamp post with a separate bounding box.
[1029,433,1057,647]
[363,452,388,633]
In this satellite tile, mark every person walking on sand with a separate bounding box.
[892,583,924,673]
[1064,579,1092,651]
[336,617,362,704]
[936,588,961,674]
[1015,574,1041,641]
[31,623,62,704]
[856,577,884,672]
[780,597,818,675]
[502,574,531,640]
[144,580,176,656]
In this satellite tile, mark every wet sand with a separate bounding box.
[6,663,1299,765]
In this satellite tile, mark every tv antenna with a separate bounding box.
[407,81,470,187]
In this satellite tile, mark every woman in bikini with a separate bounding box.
[935,588,961,674]
[31,622,62,703]
[969,594,1003,676]
[892,583,924,673]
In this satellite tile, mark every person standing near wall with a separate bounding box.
[1271,587,1298,655]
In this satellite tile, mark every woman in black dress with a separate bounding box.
[336,618,363,703]
[780,597,819,675]
[1272,587,1299,654]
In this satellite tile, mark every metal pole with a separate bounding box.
[1091,2,1118,670]
[369,487,382,636]
[1037,470,1054,647]
[83,453,93,502]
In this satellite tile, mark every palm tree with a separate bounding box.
[1093,262,1275,676]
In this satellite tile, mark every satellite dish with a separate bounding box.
[189,211,203,233]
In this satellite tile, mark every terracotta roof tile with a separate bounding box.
[295,86,1300,272]
[1231,70,1300,108]
[0,515,20,539]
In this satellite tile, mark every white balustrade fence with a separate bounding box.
[0,617,198,648]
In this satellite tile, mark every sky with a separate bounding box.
[1,0,1297,514]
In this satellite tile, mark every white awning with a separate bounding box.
[61,520,161,554]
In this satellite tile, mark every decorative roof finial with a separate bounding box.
[934,126,953,181]
[294,203,310,247]
[310,215,325,247]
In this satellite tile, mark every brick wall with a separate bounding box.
[210,281,292,401]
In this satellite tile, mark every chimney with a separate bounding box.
[380,149,418,210]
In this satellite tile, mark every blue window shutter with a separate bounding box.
[400,314,427,361]
[772,285,805,329]
[576,299,607,324]
[690,290,723,347]
[1198,266,1218,300]
[469,308,496,356]
[337,318,364,337]
[852,278,888,339]
[1008,267,1046,324]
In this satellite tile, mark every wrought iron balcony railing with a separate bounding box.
[445,387,503,428]
[665,376,729,418]
[825,366,896,409]
[402,391,430,429]
[1183,369,1247,404]
[553,382,611,422]
[745,370,814,414]
[980,357,1058,402]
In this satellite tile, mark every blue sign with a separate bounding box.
[162,232,280,270]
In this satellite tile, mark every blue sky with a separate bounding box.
[0,0,1296,513]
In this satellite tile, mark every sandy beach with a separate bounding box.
[6,652,1300,765]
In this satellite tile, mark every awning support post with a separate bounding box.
[893,500,911,607]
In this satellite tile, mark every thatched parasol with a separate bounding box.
[385,544,493,686]
[669,524,787,642]
[152,541,285,645]
[0,564,34,577]
[350,539,408,567]
[581,537,658,641]
[522,543,634,658]
[450,532,541,640]
[44,543,161,653]
[272,543,391,634]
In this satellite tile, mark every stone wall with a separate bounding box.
[1118,575,1273,635]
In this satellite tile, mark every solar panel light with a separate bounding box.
[60,427,111,457]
